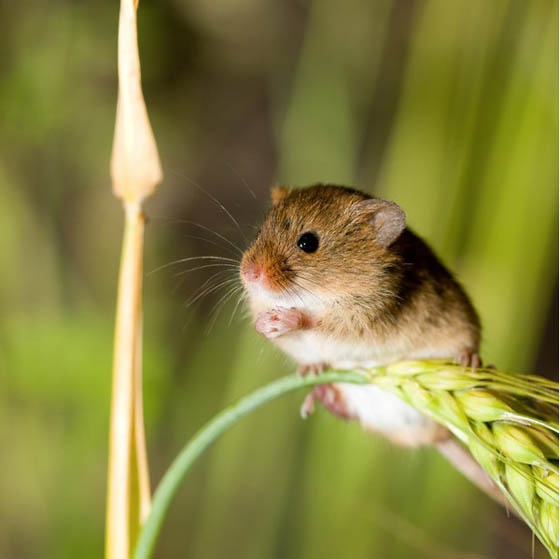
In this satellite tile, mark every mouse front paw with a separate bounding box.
[255,307,307,339]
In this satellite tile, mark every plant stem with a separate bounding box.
[134,315,152,524]
[106,0,163,553]
[106,202,146,559]
[133,371,369,559]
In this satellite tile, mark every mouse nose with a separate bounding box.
[243,263,262,283]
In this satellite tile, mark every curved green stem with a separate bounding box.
[133,370,369,559]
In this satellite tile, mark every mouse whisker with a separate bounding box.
[181,269,232,300]
[184,273,239,309]
[290,277,329,303]
[172,262,240,279]
[206,284,244,333]
[170,218,244,257]
[178,233,241,258]
[178,279,238,332]
[172,266,237,296]
[149,216,243,258]
[170,170,249,246]
[283,284,309,308]
[228,290,248,327]
[224,163,257,200]
[148,255,240,276]
[184,282,236,312]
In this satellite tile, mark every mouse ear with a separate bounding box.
[356,199,406,247]
[270,185,290,205]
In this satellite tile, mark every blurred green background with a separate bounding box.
[1,0,557,557]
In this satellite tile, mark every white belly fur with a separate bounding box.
[276,329,447,444]
[333,383,436,442]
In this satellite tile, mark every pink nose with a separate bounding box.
[243,263,262,283]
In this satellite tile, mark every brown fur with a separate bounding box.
[242,184,480,360]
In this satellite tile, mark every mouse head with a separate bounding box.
[240,184,406,308]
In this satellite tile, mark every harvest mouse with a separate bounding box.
[240,184,500,500]
[241,185,480,440]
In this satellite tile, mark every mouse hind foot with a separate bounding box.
[455,348,481,370]
[300,382,355,420]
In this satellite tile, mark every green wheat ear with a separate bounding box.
[365,359,559,558]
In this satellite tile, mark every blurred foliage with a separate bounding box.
[0,0,556,558]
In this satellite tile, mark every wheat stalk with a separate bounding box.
[133,361,559,559]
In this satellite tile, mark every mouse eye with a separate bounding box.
[297,232,319,253]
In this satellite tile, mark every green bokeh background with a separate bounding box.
[1,1,557,558]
